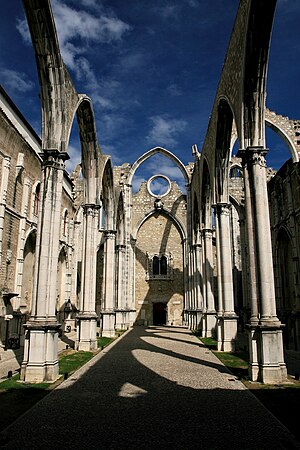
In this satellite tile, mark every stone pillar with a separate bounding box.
[77,204,99,351]
[215,204,237,351]
[101,230,116,337]
[189,247,195,330]
[182,238,189,326]
[214,214,223,350]
[202,229,216,338]
[20,150,67,383]
[193,242,204,329]
[0,156,11,268]
[238,147,287,383]
[115,244,127,329]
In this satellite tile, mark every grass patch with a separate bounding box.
[213,351,249,379]
[59,351,94,375]
[98,336,114,348]
[0,374,49,390]
[199,336,217,350]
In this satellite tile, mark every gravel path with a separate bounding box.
[1,326,299,449]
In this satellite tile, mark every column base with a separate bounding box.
[204,310,216,338]
[102,311,116,337]
[20,321,60,383]
[115,309,135,330]
[247,323,287,384]
[217,314,238,352]
[76,314,97,351]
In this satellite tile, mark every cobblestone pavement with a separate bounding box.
[1,326,299,449]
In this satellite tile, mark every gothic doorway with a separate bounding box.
[153,302,167,325]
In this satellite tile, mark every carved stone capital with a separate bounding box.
[104,229,117,240]
[237,146,268,168]
[40,149,69,170]
[216,202,231,216]
[83,204,100,217]
[202,228,213,239]
[116,244,126,253]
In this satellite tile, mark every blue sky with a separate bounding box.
[0,0,299,190]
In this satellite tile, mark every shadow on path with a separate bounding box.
[1,326,299,450]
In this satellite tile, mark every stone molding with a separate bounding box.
[238,146,268,168]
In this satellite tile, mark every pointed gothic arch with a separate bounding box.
[128,147,189,187]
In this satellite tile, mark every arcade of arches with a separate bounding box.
[0,0,300,385]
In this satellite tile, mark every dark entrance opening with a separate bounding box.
[153,302,167,325]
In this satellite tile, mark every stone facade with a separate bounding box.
[133,180,187,326]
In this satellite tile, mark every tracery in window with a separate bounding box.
[146,253,172,280]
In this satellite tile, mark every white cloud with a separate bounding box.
[65,144,81,172]
[132,175,146,193]
[146,115,187,147]
[16,1,131,107]
[0,69,34,93]
[16,17,30,44]
[51,1,130,47]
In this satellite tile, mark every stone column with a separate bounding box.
[193,242,204,329]
[182,238,189,326]
[188,249,194,329]
[238,147,287,383]
[77,204,99,351]
[115,244,127,329]
[202,229,216,338]
[20,150,67,383]
[215,204,237,351]
[101,230,116,337]
[214,214,223,349]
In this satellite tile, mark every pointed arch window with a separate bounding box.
[33,183,40,216]
[229,166,243,178]
[63,210,68,237]
[147,253,172,280]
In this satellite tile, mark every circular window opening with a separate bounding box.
[147,175,171,198]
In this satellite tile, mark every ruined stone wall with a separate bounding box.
[0,111,41,296]
[268,159,300,350]
[132,180,187,326]
[135,213,184,326]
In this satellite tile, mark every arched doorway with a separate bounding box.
[153,302,167,325]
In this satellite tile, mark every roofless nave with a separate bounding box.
[0,0,300,385]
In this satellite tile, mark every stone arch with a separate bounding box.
[57,246,69,320]
[134,209,185,327]
[243,0,277,148]
[116,191,125,245]
[21,229,37,313]
[128,147,189,186]
[265,114,299,163]
[133,209,187,243]
[23,0,78,151]
[70,96,101,205]
[31,180,41,219]
[215,98,234,203]
[100,157,115,230]
[192,192,200,243]
[201,157,213,229]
